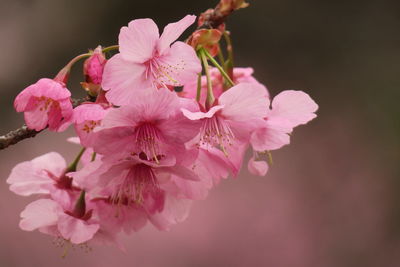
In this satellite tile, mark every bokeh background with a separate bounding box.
[0,0,399,266]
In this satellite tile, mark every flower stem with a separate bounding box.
[217,44,226,71]
[91,152,97,162]
[196,72,202,102]
[199,49,214,109]
[223,31,234,78]
[203,48,235,87]
[102,45,119,53]
[67,147,86,172]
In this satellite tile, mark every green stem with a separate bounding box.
[203,48,235,87]
[223,31,234,67]
[66,147,86,172]
[266,151,273,166]
[91,152,97,162]
[217,44,226,71]
[199,49,215,108]
[196,72,202,102]
[102,45,119,53]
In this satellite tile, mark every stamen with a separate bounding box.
[133,122,162,162]
[111,164,161,208]
[199,116,234,156]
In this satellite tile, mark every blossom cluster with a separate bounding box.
[7,11,318,251]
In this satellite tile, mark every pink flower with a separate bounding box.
[250,90,318,152]
[91,88,200,163]
[182,82,269,155]
[19,194,100,245]
[102,15,201,105]
[248,90,318,175]
[182,67,264,104]
[14,78,73,131]
[6,152,78,202]
[72,103,109,147]
[71,154,199,231]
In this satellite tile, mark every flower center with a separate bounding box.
[36,96,59,112]
[199,115,234,156]
[133,122,163,162]
[111,164,160,207]
[81,120,100,133]
[145,57,184,88]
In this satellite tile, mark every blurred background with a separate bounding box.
[0,0,399,266]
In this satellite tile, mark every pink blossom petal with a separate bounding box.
[19,199,61,231]
[31,152,67,177]
[119,18,159,63]
[157,41,201,86]
[250,126,290,151]
[102,54,149,105]
[269,90,318,129]
[29,79,71,100]
[220,82,269,121]
[7,152,66,196]
[57,213,100,244]
[248,156,269,176]
[149,195,192,231]
[24,108,49,131]
[181,105,224,120]
[157,15,196,55]
[14,87,33,112]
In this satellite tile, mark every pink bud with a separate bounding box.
[83,46,107,85]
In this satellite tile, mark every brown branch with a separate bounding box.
[198,0,249,29]
[0,96,92,150]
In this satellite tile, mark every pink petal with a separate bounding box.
[157,15,196,55]
[31,152,67,177]
[248,156,269,176]
[14,86,34,112]
[57,213,100,244]
[30,79,71,100]
[250,126,290,151]
[102,54,149,105]
[149,195,192,231]
[181,105,224,120]
[157,41,201,86]
[24,108,49,131]
[160,165,200,181]
[19,199,61,231]
[219,82,269,121]
[73,104,107,124]
[7,152,66,196]
[119,18,159,63]
[269,90,318,129]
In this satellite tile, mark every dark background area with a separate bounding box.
[0,0,399,266]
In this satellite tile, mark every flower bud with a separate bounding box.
[188,29,222,57]
[82,46,107,96]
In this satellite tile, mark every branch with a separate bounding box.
[198,0,249,29]
[0,96,92,150]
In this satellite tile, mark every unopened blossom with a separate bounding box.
[182,82,269,155]
[81,46,107,96]
[248,90,318,175]
[14,78,73,131]
[92,88,200,163]
[102,15,201,105]
[188,29,222,57]
[182,67,265,104]
[72,103,109,147]
[19,193,100,245]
